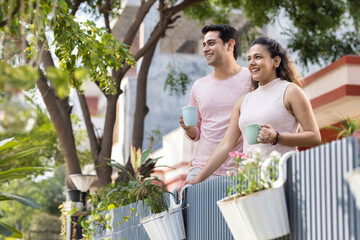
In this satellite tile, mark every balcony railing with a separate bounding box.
[95,137,360,240]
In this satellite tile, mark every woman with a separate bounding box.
[179,37,321,189]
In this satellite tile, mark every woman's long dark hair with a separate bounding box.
[250,37,301,89]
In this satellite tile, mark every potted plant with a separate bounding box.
[139,184,186,240]
[117,144,185,240]
[217,149,296,240]
[80,144,178,239]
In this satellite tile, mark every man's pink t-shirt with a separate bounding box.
[187,67,252,175]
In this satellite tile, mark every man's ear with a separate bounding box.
[227,39,235,50]
[273,56,281,68]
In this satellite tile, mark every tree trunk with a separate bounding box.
[131,44,157,150]
[36,74,81,189]
[94,94,119,186]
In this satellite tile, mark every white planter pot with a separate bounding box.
[141,188,188,240]
[217,151,295,240]
[346,168,360,209]
[217,186,290,240]
[140,207,185,240]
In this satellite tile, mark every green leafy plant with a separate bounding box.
[80,144,168,239]
[164,64,190,97]
[0,137,45,238]
[227,149,281,197]
[327,116,360,139]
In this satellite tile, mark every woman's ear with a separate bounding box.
[273,56,281,68]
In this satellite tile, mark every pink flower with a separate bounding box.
[353,130,360,139]
[229,151,248,158]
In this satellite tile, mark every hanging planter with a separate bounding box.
[346,168,360,209]
[217,151,295,240]
[141,188,187,240]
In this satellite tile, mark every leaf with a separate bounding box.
[7,65,38,91]
[0,138,17,152]
[97,201,107,211]
[106,188,118,198]
[0,192,41,209]
[105,213,111,222]
[130,144,137,172]
[0,222,22,237]
[81,220,90,229]
[0,147,43,166]
[135,148,142,173]
[122,216,129,222]
[141,149,152,164]
[74,68,89,90]
[107,163,134,181]
[107,203,116,210]
[0,167,45,182]
[45,67,70,99]
[0,173,27,182]
[0,222,13,237]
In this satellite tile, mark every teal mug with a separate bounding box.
[244,123,261,145]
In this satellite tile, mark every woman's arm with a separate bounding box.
[259,84,321,146]
[179,95,245,189]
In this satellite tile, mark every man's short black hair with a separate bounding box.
[202,24,240,60]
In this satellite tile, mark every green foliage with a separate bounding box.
[186,0,359,68]
[227,150,281,197]
[29,213,61,238]
[2,166,66,237]
[0,137,45,238]
[327,116,360,139]
[164,65,191,96]
[50,2,136,95]
[0,93,92,169]
[183,1,230,25]
[45,67,71,99]
[80,0,123,20]
[0,94,37,134]
[147,127,162,150]
[1,0,136,98]
[81,146,168,239]
[0,63,38,92]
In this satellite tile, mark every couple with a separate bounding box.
[178,24,321,190]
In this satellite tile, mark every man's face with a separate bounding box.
[202,31,229,67]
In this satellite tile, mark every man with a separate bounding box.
[178,24,252,189]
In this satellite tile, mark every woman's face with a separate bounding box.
[247,44,279,85]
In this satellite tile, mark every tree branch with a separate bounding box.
[99,0,112,33]
[114,0,203,85]
[77,92,100,159]
[0,0,20,28]
[71,0,86,16]
[115,0,204,82]
[39,41,55,68]
[122,0,156,46]
[167,0,205,15]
